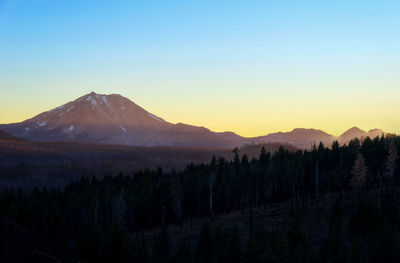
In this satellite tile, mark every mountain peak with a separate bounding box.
[86,91,104,98]
[339,127,367,142]
[0,92,173,144]
[348,126,363,131]
[341,127,364,135]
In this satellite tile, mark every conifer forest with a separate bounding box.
[1,135,400,262]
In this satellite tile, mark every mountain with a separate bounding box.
[252,128,335,149]
[339,127,385,143]
[0,92,239,148]
[339,127,367,142]
[366,128,385,139]
[0,92,390,149]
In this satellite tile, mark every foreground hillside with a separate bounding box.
[2,188,398,263]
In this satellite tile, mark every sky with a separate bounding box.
[0,0,399,137]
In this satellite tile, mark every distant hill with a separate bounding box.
[251,128,335,149]
[338,127,385,144]
[250,127,388,149]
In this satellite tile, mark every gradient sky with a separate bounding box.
[1,0,399,137]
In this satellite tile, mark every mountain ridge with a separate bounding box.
[0,92,389,149]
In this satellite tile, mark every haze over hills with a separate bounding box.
[0,92,388,149]
[0,129,298,188]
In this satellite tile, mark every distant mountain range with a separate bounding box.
[248,127,386,149]
[0,92,388,149]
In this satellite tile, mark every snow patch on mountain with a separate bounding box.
[102,95,111,107]
[148,113,163,122]
[118,125,126,134]
[86,95,98,106]
[37,121,47,127]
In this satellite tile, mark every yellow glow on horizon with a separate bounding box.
[1,80,399,138]
[1,100,399,138]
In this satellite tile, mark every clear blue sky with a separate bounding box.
[1,0,400,136]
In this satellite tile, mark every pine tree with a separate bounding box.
[209,157,217,218]
[258,147,270,207]
[112,188,127,228]
[170,170,183,224]
[385,141,398,202]
[385,141,398,182]
[351,154,368,193]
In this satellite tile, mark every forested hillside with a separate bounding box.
[0,129,297,189]
[1,135,400,262]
